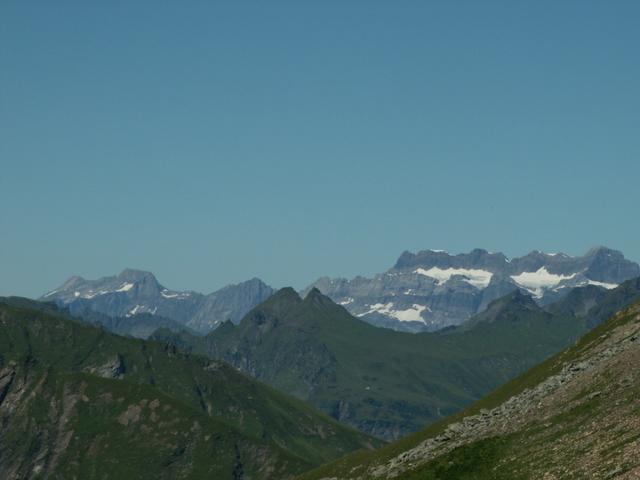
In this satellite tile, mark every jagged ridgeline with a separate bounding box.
[0,298,381,480]
[304,247,640,332]
[40,270,275,334]
[298,301,640,479]
[40,247,640,336]
[152,278,640,442]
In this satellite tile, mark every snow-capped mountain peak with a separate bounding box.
[304,247,639,332]
[39,271,274,334]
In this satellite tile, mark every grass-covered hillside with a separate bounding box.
[299,301,640,479]
[154,279,640,441]
[0,299,380,480]
[152,287,592,440]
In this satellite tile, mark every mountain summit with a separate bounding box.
[304,246,640,332]
[40,271,274,333]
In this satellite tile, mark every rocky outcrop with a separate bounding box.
[0,364,16,407]
[86,354,126,379]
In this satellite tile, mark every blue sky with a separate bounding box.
[1,1,639,297]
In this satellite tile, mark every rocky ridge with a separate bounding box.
[40,270,274,333]
[305,246,639,332]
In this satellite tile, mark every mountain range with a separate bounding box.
[300,297,640,479]
[39,247,640,338]
[40,269,274,333]
[12,247,640,477]
[0,297,380,479]
[304,246,640,332]
[152,277,640,441]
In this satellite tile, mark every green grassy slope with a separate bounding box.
[0,299,380,479]
[299,301,640,479]
[152,287,590,440]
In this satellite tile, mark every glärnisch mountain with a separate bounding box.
[304,246,639,332]
[298,299,640,479]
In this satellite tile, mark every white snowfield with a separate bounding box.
[115,282,134,292]
[161,290,180,298]
[81,290,107,299]
[160,289,191,299]
[125,304,157,316]
[358,302,429,323]
[68,283,135,300]
[510,267,576,298]
[414,267,494,289]
[581,279,618,290]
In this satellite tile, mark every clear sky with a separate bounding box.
[1,1,639,298]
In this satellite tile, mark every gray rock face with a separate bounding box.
[187,278,275,333]
[303,247,639,332]
[40,270,274,334]
[86,354,126,379]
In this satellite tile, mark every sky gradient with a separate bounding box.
[2,1,639,297]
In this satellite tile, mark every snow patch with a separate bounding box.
[358,302,429,323]
[43,290,59,298]
[392,304,429,322]
[126,304,143,317]
[510,267,577,298]
[338,297,354,305]
[414,267,493,289]
[81,289,111,299]
[115,282,134,292]
[582,279,618,290]
[161,289,191,299]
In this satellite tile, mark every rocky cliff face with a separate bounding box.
[304,247,639,332]
[40,270,274,333]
